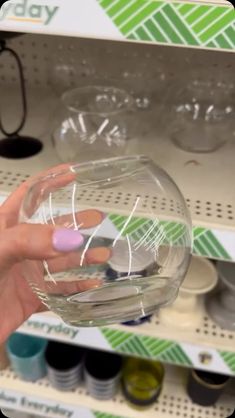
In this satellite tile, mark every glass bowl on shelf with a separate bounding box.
[169,80,235,153]
[52,86,136,163]
[19,155,192,327]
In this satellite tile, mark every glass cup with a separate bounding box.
[84,349,122,400]
[52,86,136,163]
[6,334,47,382]
[169,81,235,153]
[45,341,85,391]
[19,155,192,327]
[122,358,164,409]
[187,369,230,406]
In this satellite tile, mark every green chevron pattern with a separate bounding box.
[109,214,189,245]
[99,0,235,51]
[101,329,235,374]
[101,328,192,366]
[109,214,231,261]
[193,228,231,260]
[220,352,235,373]
[157,344,192,366]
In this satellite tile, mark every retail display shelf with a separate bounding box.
[0,0,234,52]
[1,87,235,262]
[1,86,235,375]
[0,366,234,418]
[18,307,235,376]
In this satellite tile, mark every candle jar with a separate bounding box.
[187,369,230,406]
[84,349,122,400]
[122,357,164,409]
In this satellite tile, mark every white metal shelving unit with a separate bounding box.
[0,83,235,376]
[0,366,234,418]
[18,306,235,376]
[1,82,235,261]
[0,3,234,416]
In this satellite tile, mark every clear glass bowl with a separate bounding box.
[52,86,136,163]
[20,155,192,327]
[169,81,235,153]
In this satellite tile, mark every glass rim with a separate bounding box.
[7,334,47,359]
[61,85,135,115]
[28,155,151,189]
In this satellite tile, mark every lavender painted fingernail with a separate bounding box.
[53,229,84,252]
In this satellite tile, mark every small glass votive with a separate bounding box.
[84,349,122,400]
[187,369,230,406]
[122,358,164,409]
[169,80,235,153]
[6,334,47,382]
[45,341,85,391]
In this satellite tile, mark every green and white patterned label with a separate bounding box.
[101,328,192,366]
[19,314,235,375]
[109,213,233,261]
[99,0,235,50]
[0,0,234,51]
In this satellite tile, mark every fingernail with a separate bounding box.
[53,229,84,252]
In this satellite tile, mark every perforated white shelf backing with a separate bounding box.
[1,34,234,89]
[0,367,234,418]
[151,303,235,350]
[0,85,235,230]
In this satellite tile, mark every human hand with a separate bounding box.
[0,164,110,343]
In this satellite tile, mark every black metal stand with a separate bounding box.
[0,39,43,159]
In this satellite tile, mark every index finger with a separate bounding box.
[52,209,104,230]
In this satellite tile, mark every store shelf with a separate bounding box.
[0,0,234,52]
[1,86,235,375]
[0,366,234,418]
[0,87,235,262]
[18,304,235,376]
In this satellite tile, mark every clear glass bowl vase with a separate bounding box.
[52,86,136,163]
[169,81,235,153]
[20,156,192,327]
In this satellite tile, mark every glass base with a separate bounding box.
[0,136,43,159]
[41,279,178,327]
[171,135,227,154]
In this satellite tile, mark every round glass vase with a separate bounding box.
[169,81,235,153]
[19,155,192,327]
[52,85,136,163]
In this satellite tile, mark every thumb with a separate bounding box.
[0,224,84,274]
